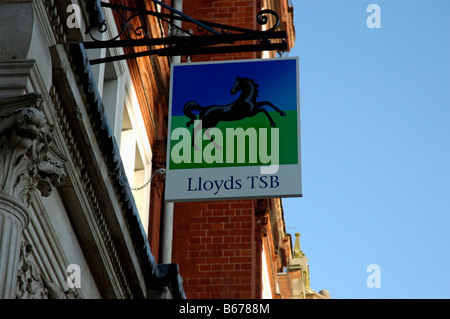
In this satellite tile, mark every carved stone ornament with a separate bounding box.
[15,241,81,299]
[256,212,269,240]
[0,93,67,207]
[15,241,48,299]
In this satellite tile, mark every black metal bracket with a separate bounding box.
[83,0,288,64]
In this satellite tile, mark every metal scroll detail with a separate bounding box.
[257,10,281,32]
[83,1,287,64]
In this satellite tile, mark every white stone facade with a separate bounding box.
[0,0,184,299]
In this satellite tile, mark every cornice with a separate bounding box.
[70,42,186,298]
[49,85,133,298]
[49,41,185,298]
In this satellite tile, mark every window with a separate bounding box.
[102,53,125,144]
[119,84,153,235]
[86,6,153,235]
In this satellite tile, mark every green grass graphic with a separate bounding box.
[169,110,298,169]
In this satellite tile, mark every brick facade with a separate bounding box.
[181,0,262,62]
[172,200,258,298]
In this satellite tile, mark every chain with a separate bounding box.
[119,168,166,191]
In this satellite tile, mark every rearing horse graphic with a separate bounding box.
[183,76,286,149]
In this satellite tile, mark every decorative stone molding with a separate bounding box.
[0,93,66,207]
[0,61,36,97]
[15,241,81,299]
[255,199,269,240]
[254,198,268,214]
[15,241,48,299]
[50,86,133,298]
[256,212,269,240]
[43,0,66,44]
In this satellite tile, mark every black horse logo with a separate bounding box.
[183,76,286,149]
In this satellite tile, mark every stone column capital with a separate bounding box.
[0,93,66,207]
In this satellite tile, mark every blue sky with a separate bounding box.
[281,0,450,298]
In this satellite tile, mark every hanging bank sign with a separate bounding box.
[165,57,302,202]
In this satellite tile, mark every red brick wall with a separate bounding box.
[184,0,261,30]
[172,200,259,299]
[181,0,262,62]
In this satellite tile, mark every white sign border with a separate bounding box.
[165,57,302,202]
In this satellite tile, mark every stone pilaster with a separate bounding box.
[0,92,66,298]
[0,195,28,298]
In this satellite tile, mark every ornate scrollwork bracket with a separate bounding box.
[83,1,287,64]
